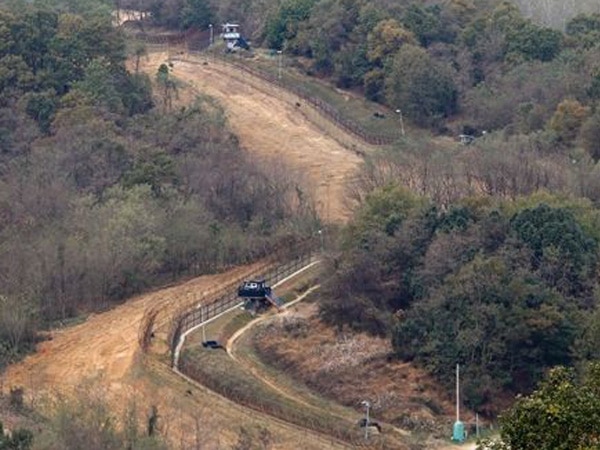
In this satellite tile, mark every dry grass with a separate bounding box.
[253,305,457,437]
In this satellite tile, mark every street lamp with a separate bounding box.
[317,229,324,253]
[395,109,405,137]
[361,400,371,440]
[277,50,283,79]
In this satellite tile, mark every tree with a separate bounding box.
[506,22,563,62]
[180,0,214,30]
[479,363,600,450]
[548,99,590,144]
[0,420,33,450]
[264,0,316,50]
[578,112,600,161]
[566,13,600,48]
[71,57,124,113]
[385,44,457,126]
[155,63,177,111]
[401,3,456,47]
[366,19,415,67]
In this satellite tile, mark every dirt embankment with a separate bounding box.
[1,50,367,449]
[140,52,363,223]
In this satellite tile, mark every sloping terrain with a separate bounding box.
[144,51,363,222]
[0,50,365,448]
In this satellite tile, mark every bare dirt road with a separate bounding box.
[145,51,364,222]
[1,50,365,449]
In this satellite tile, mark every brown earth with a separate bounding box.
[0,49,366,449]
[143,51,364,222]
[252,304,457,433]
[0,47,474,449]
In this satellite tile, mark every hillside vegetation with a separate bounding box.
[2,0,600,445]
[0,3,316,370]
[320,187,600,414]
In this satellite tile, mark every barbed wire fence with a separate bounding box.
[169,247,316,367]
[127,28,401,148]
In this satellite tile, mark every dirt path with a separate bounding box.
[0,49,371,449]
[141,52,363,222]
[226,287,321,410]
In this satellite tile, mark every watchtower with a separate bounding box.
[221,23,240,50]
[237,279,282,312]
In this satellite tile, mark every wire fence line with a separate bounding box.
[169,247,316,367]
[203,54,399,146]
[128,29,400,147]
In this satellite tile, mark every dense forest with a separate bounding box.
[136,0,600,418]
[320,187,600,413]
[0,1,316,369]
[2,0,600,443]
[133,0,600,141]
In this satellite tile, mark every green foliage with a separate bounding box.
[401,4,455,47]
[366,19,415,66]
[180,0,214,30]
[578,112,600,161]
[323,190,600,411]
[566,13,600,48]
[510,203,598,298]
[385,44,457,126]
[505,22,562,62]
[0,420,33,450]
[264,0,317,50]
[479,363,600,450]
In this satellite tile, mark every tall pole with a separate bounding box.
[456,363,460,422]
[396,109,406,137]
[208,24,213,47]
[318,229,324,253]
[201,307,206,342]
[277,50,282,79]
[363,401,370,440]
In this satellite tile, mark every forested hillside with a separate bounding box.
[133,0,600,153]
[2,0,600,441]
[0,2,315,369]
[320,188,600,413]
[134,0,597,417]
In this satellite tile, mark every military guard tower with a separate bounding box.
[237,279,283,313]
[221,23,250,51]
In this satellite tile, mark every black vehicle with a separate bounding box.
[202,340,223,350]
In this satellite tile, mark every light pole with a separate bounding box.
[277,50,283,79]
[317,229,324,253]
[395,109,405,137]
[208,24,213,47]
[361,400,371,440]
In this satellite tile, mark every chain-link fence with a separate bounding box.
[169,245,316,367]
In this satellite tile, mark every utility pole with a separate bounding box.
[201,307,206,343]
[277,50,283,79]
[318,229,324,253]
[361,400,371,440]
[452,363,465,442]
[395,109,405,137]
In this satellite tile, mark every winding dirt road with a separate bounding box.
[154,51,363,222]
[1,51,364,449]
